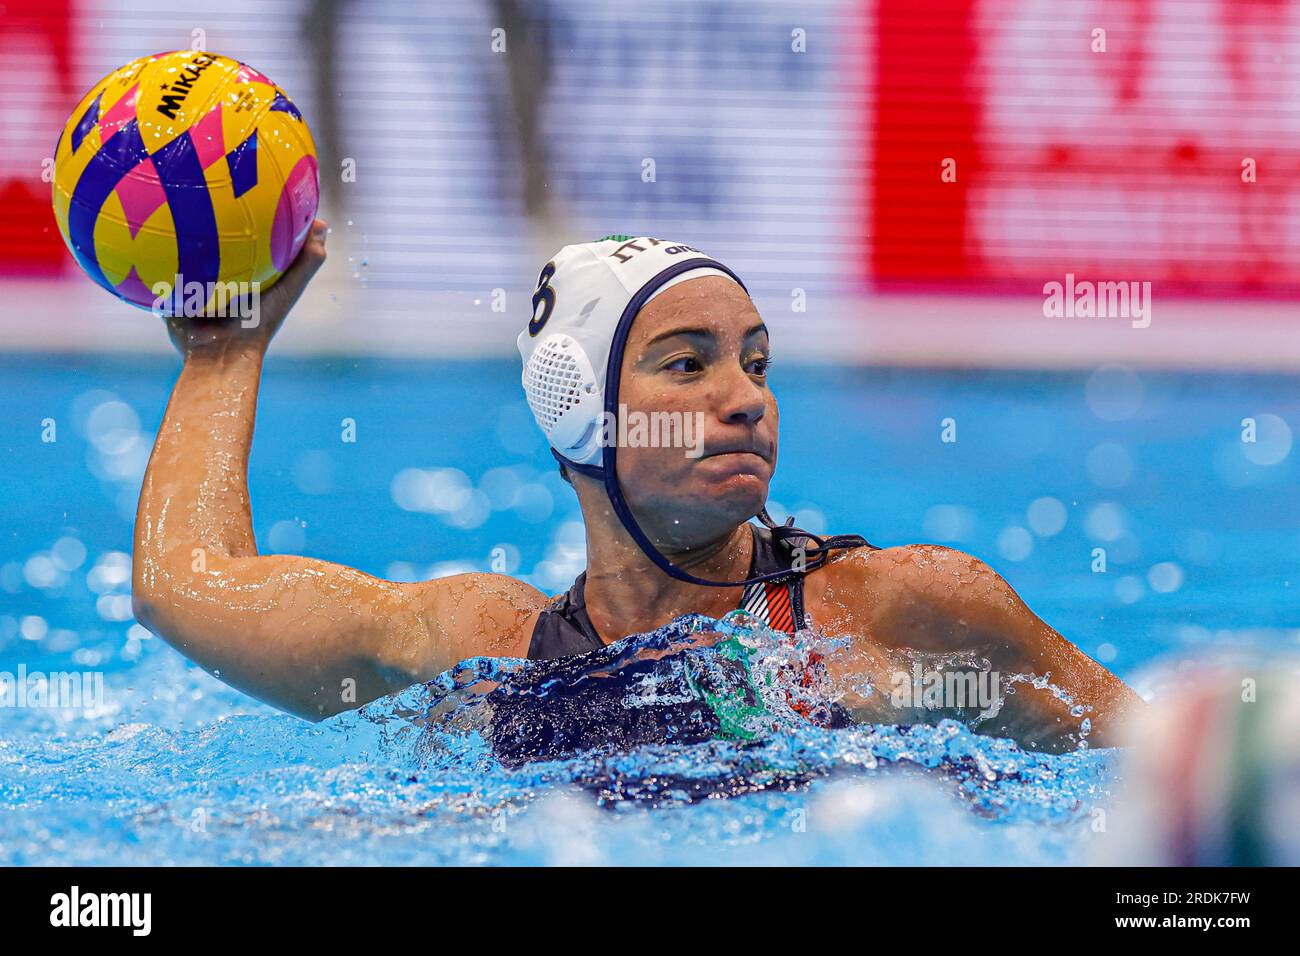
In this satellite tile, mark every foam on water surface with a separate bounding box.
[1,613,1120,866]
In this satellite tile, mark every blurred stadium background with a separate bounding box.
[0,0,1296,661]
[4,0,1300,365]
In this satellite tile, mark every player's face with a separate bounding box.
[614,276,778,548]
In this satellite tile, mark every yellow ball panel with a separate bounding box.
[216,79,279,156]
[93,194,179,293]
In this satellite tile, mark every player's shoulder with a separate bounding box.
[403,571,550,662]
[813,540,995,600]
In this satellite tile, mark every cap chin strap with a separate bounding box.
[550,258,869,588]
[556,443,867,587]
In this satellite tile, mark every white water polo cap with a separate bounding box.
[517,236,748,476]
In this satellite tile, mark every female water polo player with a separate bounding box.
[132,222,1141,748]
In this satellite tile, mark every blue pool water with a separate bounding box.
[1,355,1297,865]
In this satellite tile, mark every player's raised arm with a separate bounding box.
[131,223,547,719]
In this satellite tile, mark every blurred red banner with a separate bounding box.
[0,0,75,274]
[869,0,1300,295]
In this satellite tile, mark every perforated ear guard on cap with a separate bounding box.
[522,332,603,464]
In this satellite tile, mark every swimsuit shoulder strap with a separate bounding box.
[526,572,604,661]
[743,521,879,633]
[739,523,804,631]
[527,522,880,658]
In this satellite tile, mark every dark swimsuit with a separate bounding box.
[491,521,877,764]
[527,522,876,660]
